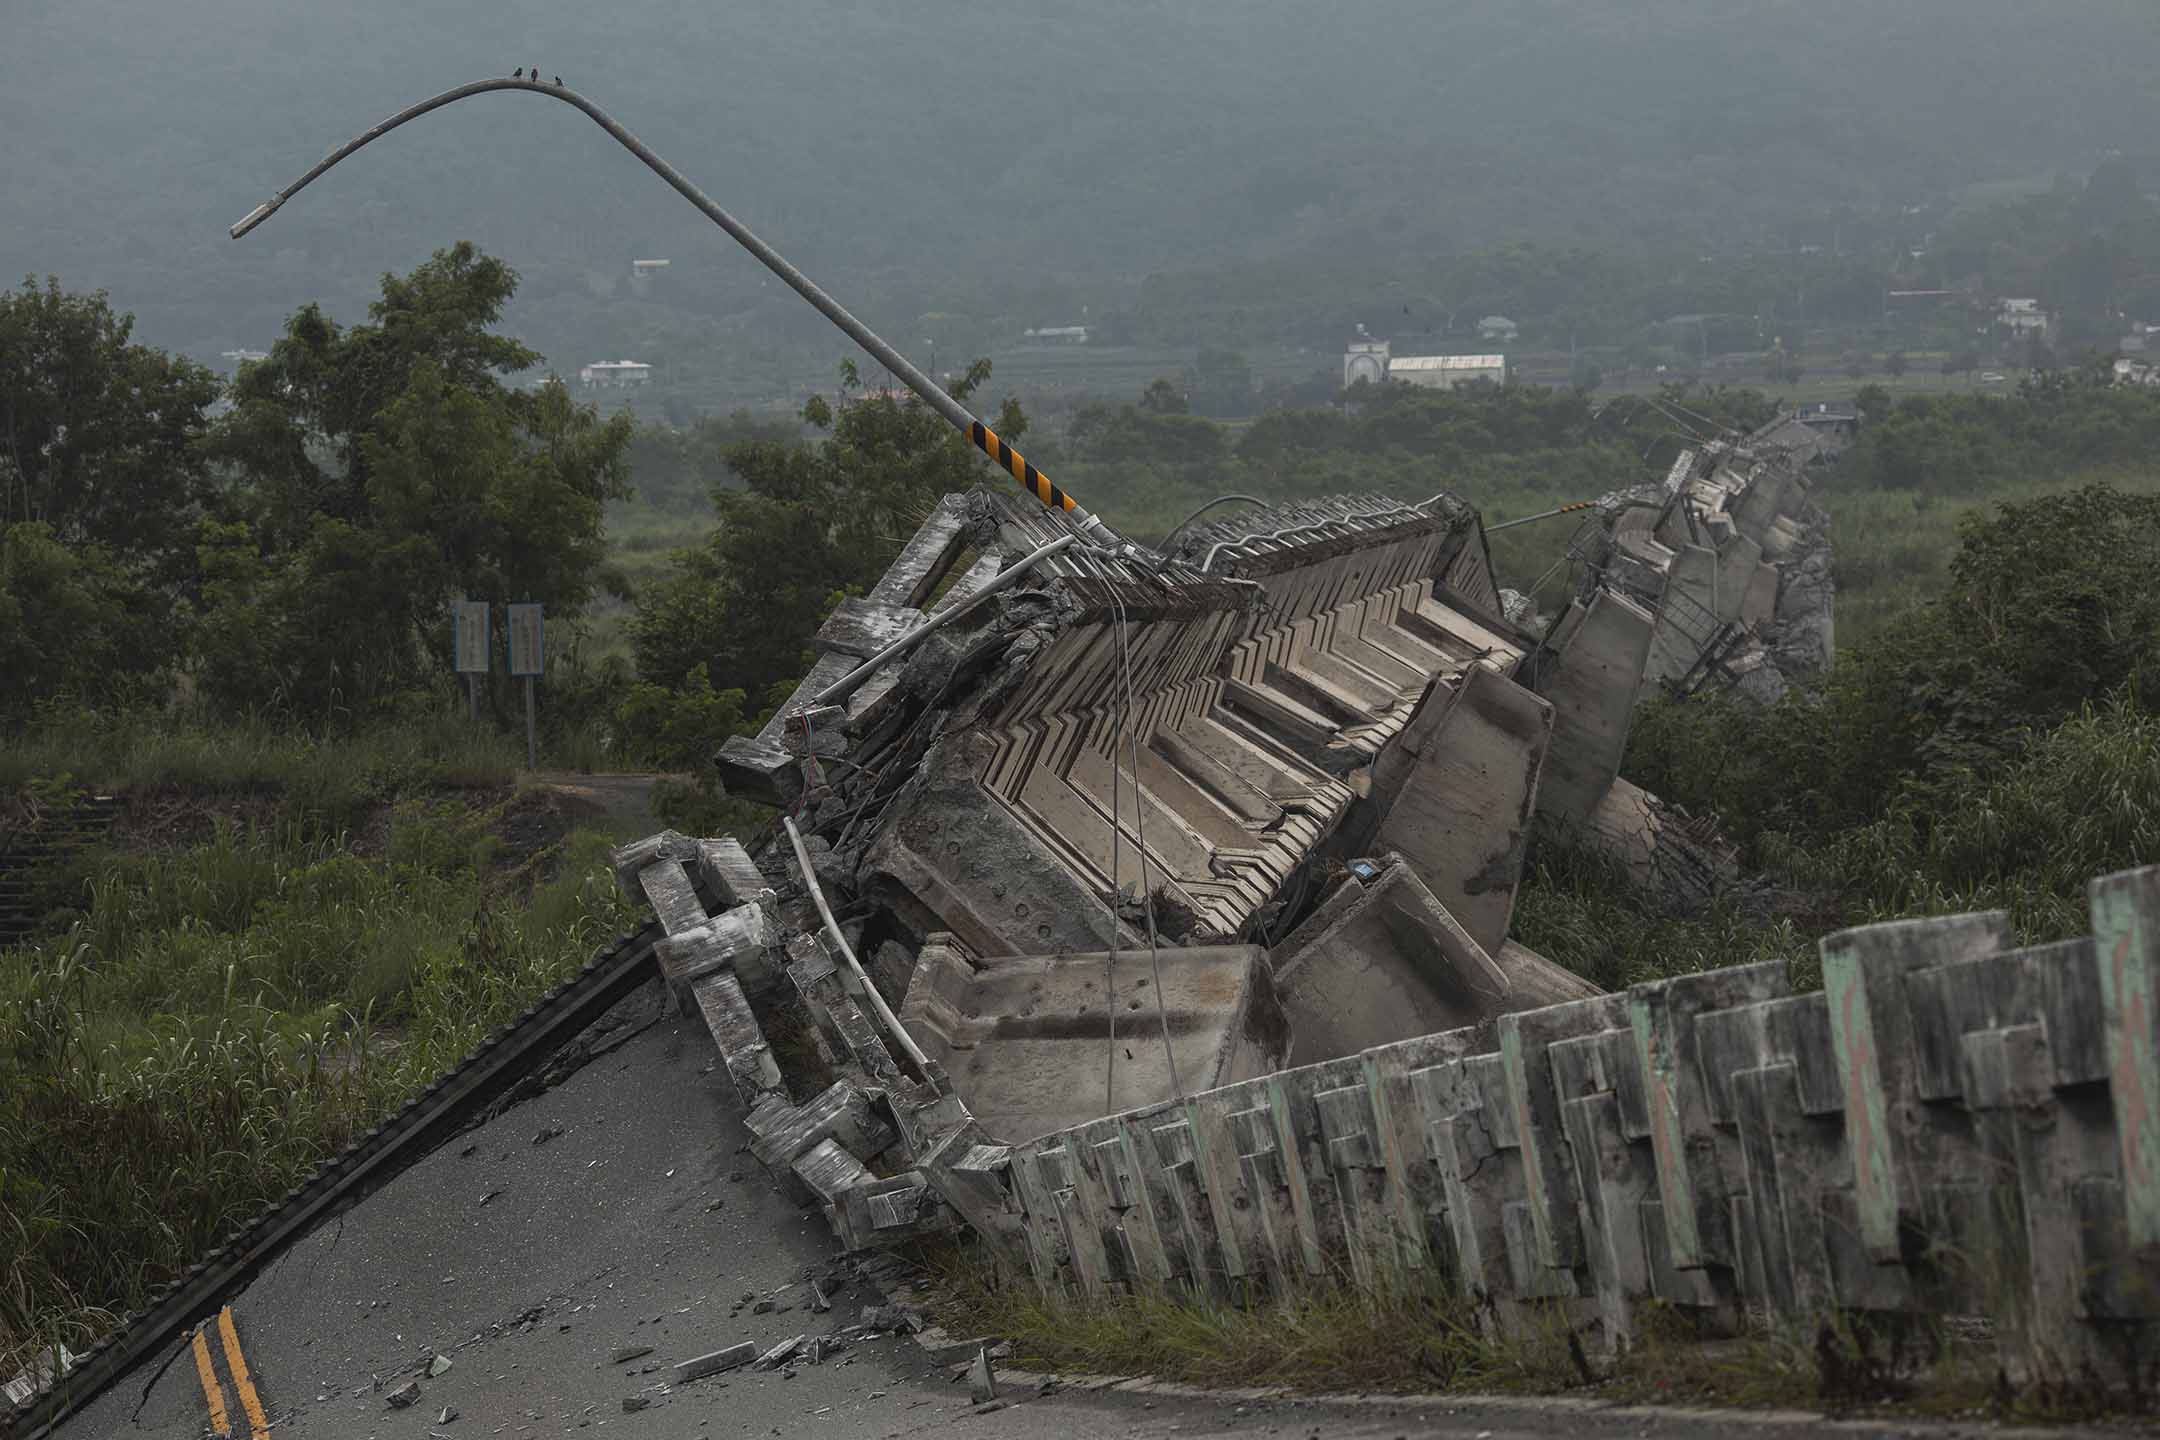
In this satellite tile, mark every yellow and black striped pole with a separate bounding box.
[231,77,1118,547]
[969,420,1073,516]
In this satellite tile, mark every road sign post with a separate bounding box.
[453,600,490,723]
[508,603,544,770]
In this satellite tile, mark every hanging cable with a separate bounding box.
[1110,586,1183,1102]
[1158,493,1270,551]
[1102,589,1127,1116]
[228,76,1120,547]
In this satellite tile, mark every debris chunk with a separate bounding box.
[621,1396,650,1413]
[610,1345,654,1365]
[385,1379,421,1409]
[967,1347,997,1405]
[427,1354,453,1378]
[671,1343,756,1384]
[753,1335,804,1371]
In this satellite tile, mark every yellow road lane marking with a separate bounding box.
[216,1307,271,1440]
[190,1327,232,1438]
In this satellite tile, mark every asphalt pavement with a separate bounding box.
[55,984,2086,1440]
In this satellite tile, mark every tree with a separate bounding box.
[0,522,176,719]
[1137,377,1188,415]
[1568,354,1604,391]
[1885,350,1909,380]
[205,244,632,717]
[0,278,219,573]
[630,359,1026,708]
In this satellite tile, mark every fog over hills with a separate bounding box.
[5,0,2154,386]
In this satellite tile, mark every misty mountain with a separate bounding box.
[4,0,2154,382]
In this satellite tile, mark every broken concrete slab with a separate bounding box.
[900,933,1288,1142]
[1356,665,1553,958]
[1533,590,1655,826]
[1270,854,1601,1067]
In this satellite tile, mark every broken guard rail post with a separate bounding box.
[228,76,1120,549]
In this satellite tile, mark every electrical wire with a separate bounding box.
[1158,493,1270,551]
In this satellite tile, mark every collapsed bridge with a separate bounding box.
[612,411,1832,1259]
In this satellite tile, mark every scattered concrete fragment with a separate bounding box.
[753,1335,805,1371]
[621,1396,650,1413]
[671,1343,756,1384]
[967,1347,998,1404]
[384,1379,420,1409]
[609,1344,653,1365]
[426,1354,453,1378]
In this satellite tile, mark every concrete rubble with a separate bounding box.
[609,424,1837,1278]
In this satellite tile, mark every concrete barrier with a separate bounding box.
[948,865,2160,1389]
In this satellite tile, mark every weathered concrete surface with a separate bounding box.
[1269,856,1600,1067]
[1641,543,1719,687]
[1354,666,1554,959]
[900,936,1288,1142]
[1532,590,1655,826]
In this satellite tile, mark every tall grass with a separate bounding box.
[1822,464,2160,650]
[0,712,523,831]
[0,817,641,1373]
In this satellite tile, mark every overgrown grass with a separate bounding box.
[0,709,646,845]
[927,1248,1574,1395]
[1507,839,1823,993]
[0,806,642,1374]
[922,1243,2120,1421]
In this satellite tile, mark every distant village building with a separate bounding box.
[1997,298,2051,335]
[579,360,652,388]
[1386,353,1509,390]
[2114,357,2160,388]
[631,259,671,275]
[220,348,269,365]
[1023,325,1089,344]
[1343,333,1507,390]
[1344,336,1390,388]
[1476,315,1520,342]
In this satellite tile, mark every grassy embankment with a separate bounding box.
[0,718,646,1374]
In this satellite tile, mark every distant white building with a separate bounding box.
[220,348,269,365]
[1386,353,1508,390]
[1997,298,2051,334]
[1343,336,1390,388]
[1023,325,1089,344]
[579,360,652,388]
[1476,315,1520,342]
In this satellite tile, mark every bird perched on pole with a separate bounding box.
[553,75,563,86]
[512,67,524,79]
